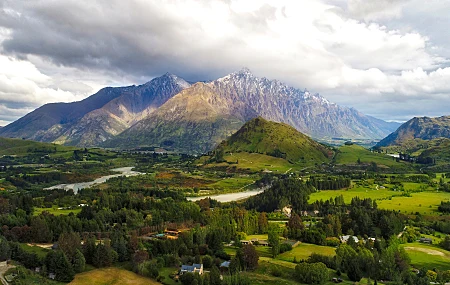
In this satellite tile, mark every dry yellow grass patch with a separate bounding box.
[69,268,159,285]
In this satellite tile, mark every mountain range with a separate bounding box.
[0,68,400,153]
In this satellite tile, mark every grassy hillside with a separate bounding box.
[376,115,450,147]
[216,117,333,165]
[0,137,77,156]
[334,144,408,168]
[69,268,159,285]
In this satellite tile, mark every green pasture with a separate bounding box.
[278,243,336,262]
[309,187,397,203]
[377,191,450,215]
[203,152,300,173]
[334,145,407,167]
[401,242,450,271]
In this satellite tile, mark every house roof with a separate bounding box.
[181,264,203,272]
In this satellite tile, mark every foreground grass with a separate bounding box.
[69,268,159,285]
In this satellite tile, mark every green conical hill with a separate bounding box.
[216,117,333,164]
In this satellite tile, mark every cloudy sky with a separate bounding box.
[1,0,449,126]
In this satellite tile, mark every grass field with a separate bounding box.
[278,243,336,262]
[377,191,450,215]
[202,152,300,173]
[158,267,179,285]
[19,243,50,258]
[69,268,159,285]
[309,187,398,203]
[207,176,256,192]
[401,242,450,271]
[335,145,410,168]
[34,207,82,216]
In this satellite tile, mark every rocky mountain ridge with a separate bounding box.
[1,68,399,153]
[104,68,400,152]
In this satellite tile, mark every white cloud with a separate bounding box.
[346,0,409,21]
[0,0,449,123]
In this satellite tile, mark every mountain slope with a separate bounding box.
[0,87,126,141]
[54,73,190,146]
[216,117,332,164]
[106,68,398,153]
[104,83,245,152]
[0,73,190,146]
[376,116,450,147]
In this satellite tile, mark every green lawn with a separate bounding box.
[401,242,450,271]
[19,243,50,258]
[34,207,82,216]
[159,267,178,285]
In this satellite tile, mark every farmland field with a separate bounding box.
[309,186,397,203]
[377,191,450,215]
[278,243,336,262]
[334,145,409,168]
[69,268,160,285]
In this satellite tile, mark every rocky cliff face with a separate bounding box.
[376,116,450,147]
[106,68,399,153]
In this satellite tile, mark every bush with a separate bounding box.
[295,262,329,284]
[271,266,283,277]
[279,243,292,253]
[307,253,336,270]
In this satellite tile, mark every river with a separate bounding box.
[44,167,144,194]
[187,186,268,203]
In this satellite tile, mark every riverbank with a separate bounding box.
[44,167,144,194]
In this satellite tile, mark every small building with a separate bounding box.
[258,240,269,246]
[180,264,203,275]
[419,237,432,244]
[49,273,56,280]
[340,235,359,243]
[240,240,252,245]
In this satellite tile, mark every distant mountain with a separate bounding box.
[106,68,398,153]
[376,116,450,147]
[216,117,332,164]
[0,73,190,146]
[2,68,398,152]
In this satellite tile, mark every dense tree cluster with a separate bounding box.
[308,176,351,190]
